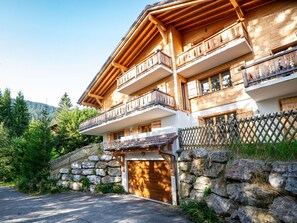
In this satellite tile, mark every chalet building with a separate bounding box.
[78,0,297,204]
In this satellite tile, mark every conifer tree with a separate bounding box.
[12,91,30,137]
[0,89,13,133]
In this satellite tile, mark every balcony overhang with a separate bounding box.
[117,65,172,95]
[245,73,297,101]
[80,105,176,135]
[177,38,252,78]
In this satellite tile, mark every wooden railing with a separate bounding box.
[176,22,247,68]
[79,89,175,132]
[178,110,297,150]
[117,50,172,88]
[242,47,297,87]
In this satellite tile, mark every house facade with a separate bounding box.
[78,0,297,204]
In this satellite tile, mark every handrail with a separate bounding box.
[242,47,297,87]
[79,89,175,132]
[176,22,247,68]
[117,50,172,88]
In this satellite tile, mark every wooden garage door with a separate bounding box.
[128,160,172,203]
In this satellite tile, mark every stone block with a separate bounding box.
[88,155,100,161]
[61,174,71,181]
[285,177,297,195]
[225,159,271,182]
[96,169,106,176]
[70,182,82,191]
[271,162,288,173]
[71,169,81,175]
[269,172,286,192]
[238,206,280,223]
[180,182,191,198]
[107,160,121,167]
[90,185,96,193]
[203,163,225,178]
[95,161,107,169]
[189,189,204,201]
[81,162,95,169]
[82,169,94,175]
[179,172,195,184]
[190,159,206,176]
[192,148,208,159]
[178,162,191,172]
[227,183,277,207]
[211,177,228,197]
[87,175,101,184]
[101,176,121,184]
[269,196,297,223]
[57,180,69,188]
[100,154,113,161]
[208,150,230,163]
[205,194,236,215]
[108,167,121,176]
[178,150,192,161]
[73,175,82,182]
[49,172,61,180]
[59,168,70,174]
[71,162,81,169]
[193,176,211,191]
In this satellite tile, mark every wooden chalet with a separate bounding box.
[78,0,297,204]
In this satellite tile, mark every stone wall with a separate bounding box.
[51,152,121,192]
[178,149,297,223]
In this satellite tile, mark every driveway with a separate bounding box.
[0,186,191,223]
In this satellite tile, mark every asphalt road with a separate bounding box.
[0,186,191,223]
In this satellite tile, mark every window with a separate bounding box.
[113,131,124,140]
[201,70,232,95]
[204,112,236,125]
[139,123,152,133]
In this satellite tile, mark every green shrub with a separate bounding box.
[180,199,222,223]
[95,183,126,194]
[80,177,91,191]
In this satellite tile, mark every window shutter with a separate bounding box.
[187,80,199,98]
[151,121,161,130]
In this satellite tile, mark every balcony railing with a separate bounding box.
[117,50,172,88]
[79,89,175,132]
[242,47,297,87]
[176,22,247,68]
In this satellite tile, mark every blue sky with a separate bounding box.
[0,0,157,106]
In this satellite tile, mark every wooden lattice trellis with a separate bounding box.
[178,110,297,150]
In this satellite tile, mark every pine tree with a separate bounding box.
[56,92,72,114]
[12,91,30,137]
[0,89,13,133]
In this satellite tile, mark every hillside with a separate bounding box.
[25,100,57,120]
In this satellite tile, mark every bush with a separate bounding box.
[180,199,222,223]
[95,183,126,194]
[80,177,91,191]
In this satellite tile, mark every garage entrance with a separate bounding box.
[127,160,172,203]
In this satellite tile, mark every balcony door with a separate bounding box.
[181,82,190,111]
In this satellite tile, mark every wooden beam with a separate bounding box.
[81,101,101,109]
[88,93,104,100]
[229,0,244,21]
[114,154,125,172]
[111,61,128,73]
[149,14,168,44]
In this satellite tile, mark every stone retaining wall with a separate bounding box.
[51,152,121,192]
[178,149,297,223]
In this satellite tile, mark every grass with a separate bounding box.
[230,140,297,161]
[95,183,126,194]
[180,199,222,223]
[0,180,17,187]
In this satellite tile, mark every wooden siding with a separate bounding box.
[128,160,172,203]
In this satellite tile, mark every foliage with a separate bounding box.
[203,187,211,197]
[17,108,54,193]
[53,93,102,156]
[180,199,222,223]
[80,177,91,191]
[0,88,13,132]
[12,91,30,137]
[95,183,126,194]
[230,140,297,161]
[0,123,15,182]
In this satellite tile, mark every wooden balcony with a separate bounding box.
[176,22,252,78]
[117,50,173,95]
[243,47,297,101]
[79,89,176,135]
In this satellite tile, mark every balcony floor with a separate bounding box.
[177,38,252,78]
[117,65,172,95]
[245,73,297,101]
[80,105,177,135]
